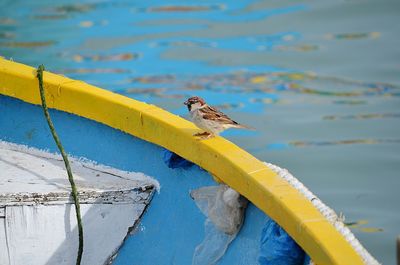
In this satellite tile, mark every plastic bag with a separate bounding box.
[191,185,248,265]
[192,219,236,265]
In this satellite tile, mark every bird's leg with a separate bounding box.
[204,133,215,139]
[193,132,216,140]
[199,133,215,140]
[193,132,210,137]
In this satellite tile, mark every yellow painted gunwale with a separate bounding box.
[0,58,364,265]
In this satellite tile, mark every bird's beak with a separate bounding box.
[184,101,188,105]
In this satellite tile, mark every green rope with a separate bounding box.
[36,65,84,265]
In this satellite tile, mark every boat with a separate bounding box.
[0,58,379,265]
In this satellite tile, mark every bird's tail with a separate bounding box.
[233,124,255,130]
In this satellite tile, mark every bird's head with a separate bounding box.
[184,96,206,111]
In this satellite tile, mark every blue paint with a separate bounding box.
[0,95,269,264]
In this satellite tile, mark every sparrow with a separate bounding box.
[184,96,252,139]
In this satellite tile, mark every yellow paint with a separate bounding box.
[0,58,366,265]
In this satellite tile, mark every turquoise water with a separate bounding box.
[1,1,399,263]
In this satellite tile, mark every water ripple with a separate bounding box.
[267,138,400,150]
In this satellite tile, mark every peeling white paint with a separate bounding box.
[0,140,160,199]
[0,141,158,265]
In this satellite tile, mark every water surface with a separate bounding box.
[1,0,399,263]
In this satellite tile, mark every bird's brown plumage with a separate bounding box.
[200,105,240,126]
[184,96,253,137]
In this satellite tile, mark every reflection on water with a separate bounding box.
[267,138,400,150]
[52,3,98,14]
[1,0,399,263]
[346,220,384,233]
[325,32,381,40]
[136,4,225,13]
[61,68,130,74]
[323,113,400,121]
[70,53,138,62]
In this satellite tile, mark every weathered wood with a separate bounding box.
[0,141,158,205]
[0,141,158,265]
[0,217,8,265]
[0,188,153,206]
[4,203,149,265]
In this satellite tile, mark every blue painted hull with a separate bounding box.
[0,95,268,264]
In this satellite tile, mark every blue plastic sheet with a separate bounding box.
[259,219,306,265]
[162,149,194,169]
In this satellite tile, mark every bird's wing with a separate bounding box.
[200,105,239,125]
